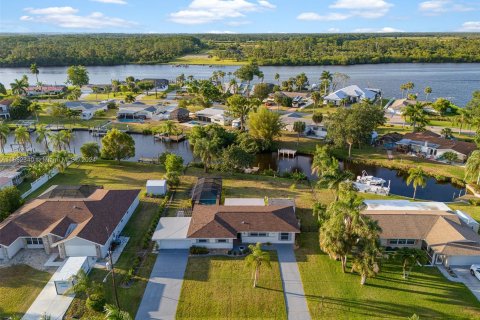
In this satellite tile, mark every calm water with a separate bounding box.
[4,130,462,201]
[1,63,480,106]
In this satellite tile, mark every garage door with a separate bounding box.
[158,240,192,249]
[448,255,480,266]
[65,245,97,257]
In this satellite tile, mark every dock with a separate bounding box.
[45,124,66,131]
[278,149,297,158]
[154,133,186,142]
[138,157,159,164]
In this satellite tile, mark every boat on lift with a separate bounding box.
[354,171,390,195]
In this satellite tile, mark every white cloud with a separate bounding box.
[330,0,393,18]
[353,26,403,33]
[297,12,350,21]
[170,0,275,24]
[91,0,127,4]
[327,27,340,32]
[459,21,480,31]
[226,20,251,26]
[208,30,235,34]
[419,0,474,15]
[21,6,136,29]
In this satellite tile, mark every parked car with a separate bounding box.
[470,264,480,280]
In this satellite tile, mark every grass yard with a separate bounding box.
[171,53,246,66]
[296,233,480,320]
[0,265,51,318]
[177,253,286,320]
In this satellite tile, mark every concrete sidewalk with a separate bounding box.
[275,244,311,320]
[135,250,189,320]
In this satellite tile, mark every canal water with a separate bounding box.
[3,130,464,202]
[1,63,480,106]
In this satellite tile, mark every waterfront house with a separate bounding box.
[141,78,169,89]
[25,85,67,97]
[0,185,140,261]
[396,130,476,162]
[117,103,159,120]
[363,200,480,266]
[65,101,108,120]
[323,85,380,106]
[195,107,231,126]
[0,99,12,119]
[280,112,327,139]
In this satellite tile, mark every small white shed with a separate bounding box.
[53,256,93,295]
[146,180,167,196]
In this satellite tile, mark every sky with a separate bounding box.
[0,0,479,33]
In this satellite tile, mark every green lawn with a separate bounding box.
[171,53,246,66]
[177,253,286,320]
[296,233,480,320]
[0,265,52,318]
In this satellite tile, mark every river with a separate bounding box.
[3,130,464,202]
[1,63,480,106]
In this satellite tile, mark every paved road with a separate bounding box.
[135,250,189,320]
[275,244,311,320]
[452,267,480,301]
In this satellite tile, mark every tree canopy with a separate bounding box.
[101,129,135,163]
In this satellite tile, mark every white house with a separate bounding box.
[146,180,167,196]
[65,101,108,121]
[324,85,380,106]
[195,107,232,126]
[153,202,300,250]
[117,103,159,120]
[0,99,12,120]
[364,200,480,267]
[280,112,327,139]
[0,167,25,190]
[25,85,67,97]
[0,186,140,261]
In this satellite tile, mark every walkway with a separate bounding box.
[452,267,480,301]
[275,244,311,320]
[135,250,189,320]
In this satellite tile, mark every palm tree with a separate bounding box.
[28,102,42,122]
[274,73,280,86]
[49,131,64,151]
[402,102,428,132]
[453,108,468,134]
[406,167,427,200]
[465,150,480,185]
[311,145,333,176]
[49,150,72,173]
[0,123,9,154]
[245,242,271,288]
[424,86,432,101]
[10,78,28,96]
[59,130,73,151]
[320,70,332,95]
[104,304,133,320]
[318,159,355,201]
[394,248,429,279]
[193,138,217,173]
[311,91,322,111]
[36,125,50,153]
[312,112,323,125]
[229,78,238,94]
[441,127,453,139]
[30,63,39,84]
[400,83,407,98]
[14,126,30,152]
[159,120,179,137]
[125,94,136,103]
[67,86,81,101]
[351,249,380,285]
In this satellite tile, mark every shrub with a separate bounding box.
[80,142,100,159]
[451,178,466,188]
[142,128,153,135]
[86,293,105,311]
[0,186,23,222]
[190,246,209,255]
[262,168,276,176]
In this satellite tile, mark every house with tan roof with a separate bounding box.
[396,130,476,162]
[0,185,140,261]
[363,200,480,266]
[153,200,300,250]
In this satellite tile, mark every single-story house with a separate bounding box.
[324,85,380,106]
[117,103,159,120]
[363,200,480,266]
[153,203,300,250]
[191,177,222,206]
[25,85,67,96]
[280,112,327,139]
[196,107,231,126]
[386,98,416,116]
[0,167,26,190]
[396,130,476,162]
[0,185,140,261]
[65,101,108,120]
[0,99,12,119]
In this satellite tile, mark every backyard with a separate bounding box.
[177,252,286,319]
[0,265,52,318]
[296,233,480,320]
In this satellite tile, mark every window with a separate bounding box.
[249,232,268,237]
[388,239,416,245]
[280,233,290,241]
[197,239,208,243]
[26,237,43,245]
[216,239,227,243]
[406,239,416,245]
[398,239,407,245]
[388,239,398,245]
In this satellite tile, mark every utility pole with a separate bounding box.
[106,227,120,308]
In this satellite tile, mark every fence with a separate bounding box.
[21,167,60,199]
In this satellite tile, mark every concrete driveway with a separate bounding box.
[452,267,480,301]
[275,244,311,320]
[135,250,189,320]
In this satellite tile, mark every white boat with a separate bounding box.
[354,171,390,196]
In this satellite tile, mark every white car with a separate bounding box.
[470,264,480,280]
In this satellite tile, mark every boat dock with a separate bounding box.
[138,157,159,164]
[154,133,186,142]
[45,124,66,131]
[278,149,297,158]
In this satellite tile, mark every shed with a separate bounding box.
[146,180,167,196]
[53,256,93,295]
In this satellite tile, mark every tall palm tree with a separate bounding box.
[394,248,429,279]
[245,242,271,288]
[49,131,64,151]
[320,70,333,95]
[125,94,136,103]
[229,78,238,94]
[36,125,50,153]
[274,73,280,86]
[0,123,9,154]
[10,78,28,96]
[406,167,427,200]
[402,102,428,132]
[104,304,133,320]
[311,91,322,111]
[28,102,42,122]
[67,86,81,101]
[465,150,480,185]
[49,150,72,173]
[193,138,217,173]
[30,63,39,84]
[14,126,30,152]
[159,120,178,137]
[351,248,380,285]
[311,145,333,176]
[318,158,355,201]
[59,130,73,151]
[424,86,432,101]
